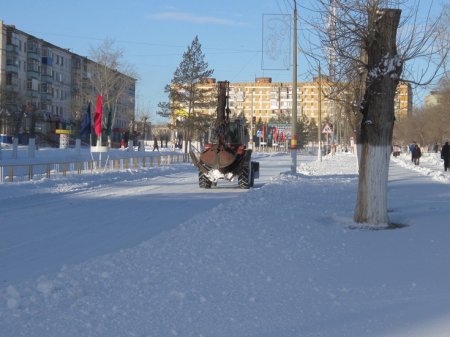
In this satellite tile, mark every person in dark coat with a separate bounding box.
[153,137,159,151]
[412,144,421,165]
[433,142,439,153]
[409,142,416,162]
[441,142,450,171]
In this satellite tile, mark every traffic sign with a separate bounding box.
[322,123,333,134]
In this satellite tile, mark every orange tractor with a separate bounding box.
[190,81,259,189]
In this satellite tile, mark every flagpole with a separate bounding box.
[91,95,104,170]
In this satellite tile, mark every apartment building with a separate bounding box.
[172,76,412,146]
[424,89,450,108]
[394,81,412,120]
[193,77,411,126]
[0,20,136,144]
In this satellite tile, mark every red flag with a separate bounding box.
[94,95,103,136]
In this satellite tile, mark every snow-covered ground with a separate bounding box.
[1,146,450,337]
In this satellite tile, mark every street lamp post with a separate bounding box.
[317,62,322,162]
[306,53,323,162]
[290,0,298,174]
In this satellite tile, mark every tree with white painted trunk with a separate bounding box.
[310,0,449,226]
[354,8,403,225]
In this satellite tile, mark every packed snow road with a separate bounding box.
[0,152,294,287]
[2,149,450,337]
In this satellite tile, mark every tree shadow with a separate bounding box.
[347,222,409,231]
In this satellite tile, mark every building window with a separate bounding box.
[27,40,39,53]
[41,82,53,94]
[6,30,12,44]
[6,73,13,85]
[6,55,17,65]
[27,60,40,73]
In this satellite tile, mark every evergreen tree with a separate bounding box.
[158,36,214,152]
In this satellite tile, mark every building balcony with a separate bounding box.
[26,39,40,53]
[27,65,40,74]
[41,57,53,66]
[41,67,53,80]
[41,92,53,100]
[26,90,39,98]
[27,51,41,62]
[41,74,53,82]
[6,79,19,91]
[6,44,19,54]
[5,63,19,73]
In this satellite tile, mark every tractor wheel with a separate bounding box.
[238,166,251,189]
[199,172,212,189]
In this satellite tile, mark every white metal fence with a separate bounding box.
[0,153,191,184]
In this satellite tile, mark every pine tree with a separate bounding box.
[158,36,214,152]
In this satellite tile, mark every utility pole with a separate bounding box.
[318,62,322,162]
[290,0,298,174]
[305,52,322,161]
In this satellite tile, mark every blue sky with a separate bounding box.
[2,0,447,122]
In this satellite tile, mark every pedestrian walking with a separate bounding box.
[412,144,421,165]
[441,141,450,171]
[409,142,416,162]
[153,137,159,151]
[392,144,401,157]
[433,142,439,153]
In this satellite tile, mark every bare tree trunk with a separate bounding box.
[183,126,190,154]
[354,8,403,226]
[12,111,24,159]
